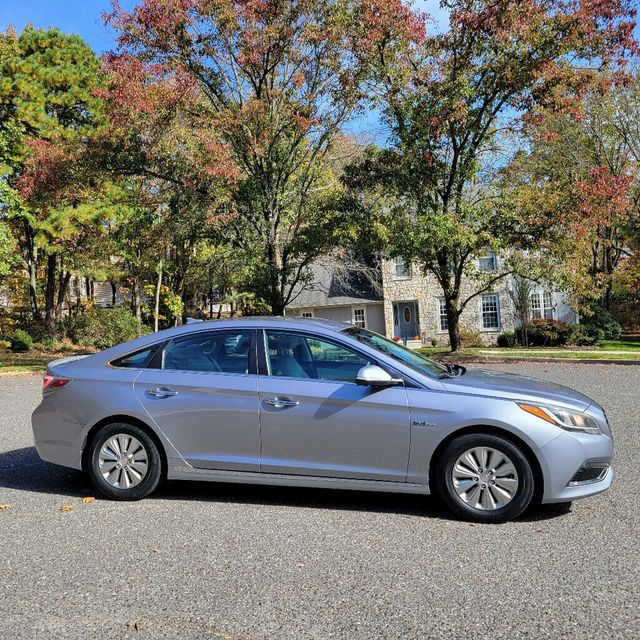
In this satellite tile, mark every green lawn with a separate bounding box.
[419,338,640,362]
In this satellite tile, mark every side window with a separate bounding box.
[265,331,371,382]
[162,330,251,374]
[111,345,159,369]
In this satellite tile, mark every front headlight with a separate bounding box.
[517,402,601,435]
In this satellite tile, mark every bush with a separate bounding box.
[459,326,484,348]
[518,319,572,347]
[496,332,516,347]
[583,304,621,340]
[63,307,144,349]
[567,324,602,346]
[10,329,33,351]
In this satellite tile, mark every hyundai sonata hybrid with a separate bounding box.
[31,317,613,523]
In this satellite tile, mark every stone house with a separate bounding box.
[285,252,577,346]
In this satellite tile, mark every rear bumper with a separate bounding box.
[539,430,614,503]
[31,396,84,470]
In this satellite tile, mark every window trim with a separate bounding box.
[258,328,390,384]
[393,256,412,279]
[139,329,257,376]
[352,307,366,329]
[478,250,497,271]
[481,293,501,331]
[437,298,448,333]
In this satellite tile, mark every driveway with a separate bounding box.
[1,364,638,639]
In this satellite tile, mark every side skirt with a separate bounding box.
[168,464,430,495]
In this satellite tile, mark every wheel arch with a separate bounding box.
[428,425,544,504]
[81,414,168,479]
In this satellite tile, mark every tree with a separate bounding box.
[107,0,371,314]
[0,26,105,331]
[504,80,640,312]
[351,0,637,350]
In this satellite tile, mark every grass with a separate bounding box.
[0,344,94,374]
[419,337,640,362]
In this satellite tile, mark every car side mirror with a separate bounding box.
[355,365,403,388]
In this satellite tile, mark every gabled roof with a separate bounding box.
[286,262,382,309]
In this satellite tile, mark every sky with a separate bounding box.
[0,1,449,54]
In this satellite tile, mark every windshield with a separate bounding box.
[342,327,450,378]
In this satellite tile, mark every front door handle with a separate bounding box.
[146,387,178,398]
[263,396,299,408]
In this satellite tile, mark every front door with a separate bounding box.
[393,301,419,339]
[134,329,261,471]
[257,330,411,482]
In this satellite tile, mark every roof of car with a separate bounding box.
[180,316,350,331]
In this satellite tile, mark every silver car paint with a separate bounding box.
[31,317,614,503]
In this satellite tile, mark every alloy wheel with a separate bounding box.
[451,446,519,511]
[98,433,149,489]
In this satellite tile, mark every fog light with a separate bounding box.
[568,462,610,486]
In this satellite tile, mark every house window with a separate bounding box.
[353,308,366,328]
[394,257,411,278]
[481,294,500,330]
[530,293,542,319]
[543,292,554,319]
[438,298,448,331]
[301,311,313,318]
[478,250,497,271]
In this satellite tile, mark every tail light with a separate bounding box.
[42,375,71,393]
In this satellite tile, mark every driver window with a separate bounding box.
[162,330,250,374]
[265,331,370,382]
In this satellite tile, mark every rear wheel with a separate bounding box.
[436,433,535,523]
[87,423,162,501]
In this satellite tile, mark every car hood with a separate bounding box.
[440,368,593,411]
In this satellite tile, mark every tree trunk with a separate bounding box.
[44,254,57,335]
[110,281,117,307]
[131,279,142,320]
[55,270,72,319]
[154,259,163,333]
[25,229,39,318]
[445,298,462,352]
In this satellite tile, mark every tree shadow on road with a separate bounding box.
[0,446,572,522]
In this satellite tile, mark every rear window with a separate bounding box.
[110,345,160,369]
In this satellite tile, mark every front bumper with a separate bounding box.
[539,430,614,503]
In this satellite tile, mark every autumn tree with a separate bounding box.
[505,80,640,312]
[352,0,637,350]
[107,0,372,314]
[0,26,105,331]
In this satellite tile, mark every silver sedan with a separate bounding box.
[32,317,613,523]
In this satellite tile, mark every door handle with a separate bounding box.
[145,387,178,398]
[263,396,299,408]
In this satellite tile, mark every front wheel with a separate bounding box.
[435,433,535,523]
[87,423,163,501]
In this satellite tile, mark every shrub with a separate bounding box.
[10,329,33,351]
[63,307,143,349]
[583,304,621,340]
[567,324,602,346]
[518,319,572,347]
[496,332,516,347]
[459,326,484,348]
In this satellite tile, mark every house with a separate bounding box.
[286,252,577,346]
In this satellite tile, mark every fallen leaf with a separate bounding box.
[59,505,73,512]
[81,496,96,503]
[127,621,143,632]
[0,503,10,510]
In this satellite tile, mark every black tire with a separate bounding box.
[87,422,163,501]
[435,433,535,524]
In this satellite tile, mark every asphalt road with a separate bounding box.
[1,364,638,639]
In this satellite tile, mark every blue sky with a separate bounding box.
[0,1,449,54]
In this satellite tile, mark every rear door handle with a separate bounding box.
[263,396,299,408]
[146,387,178,398]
